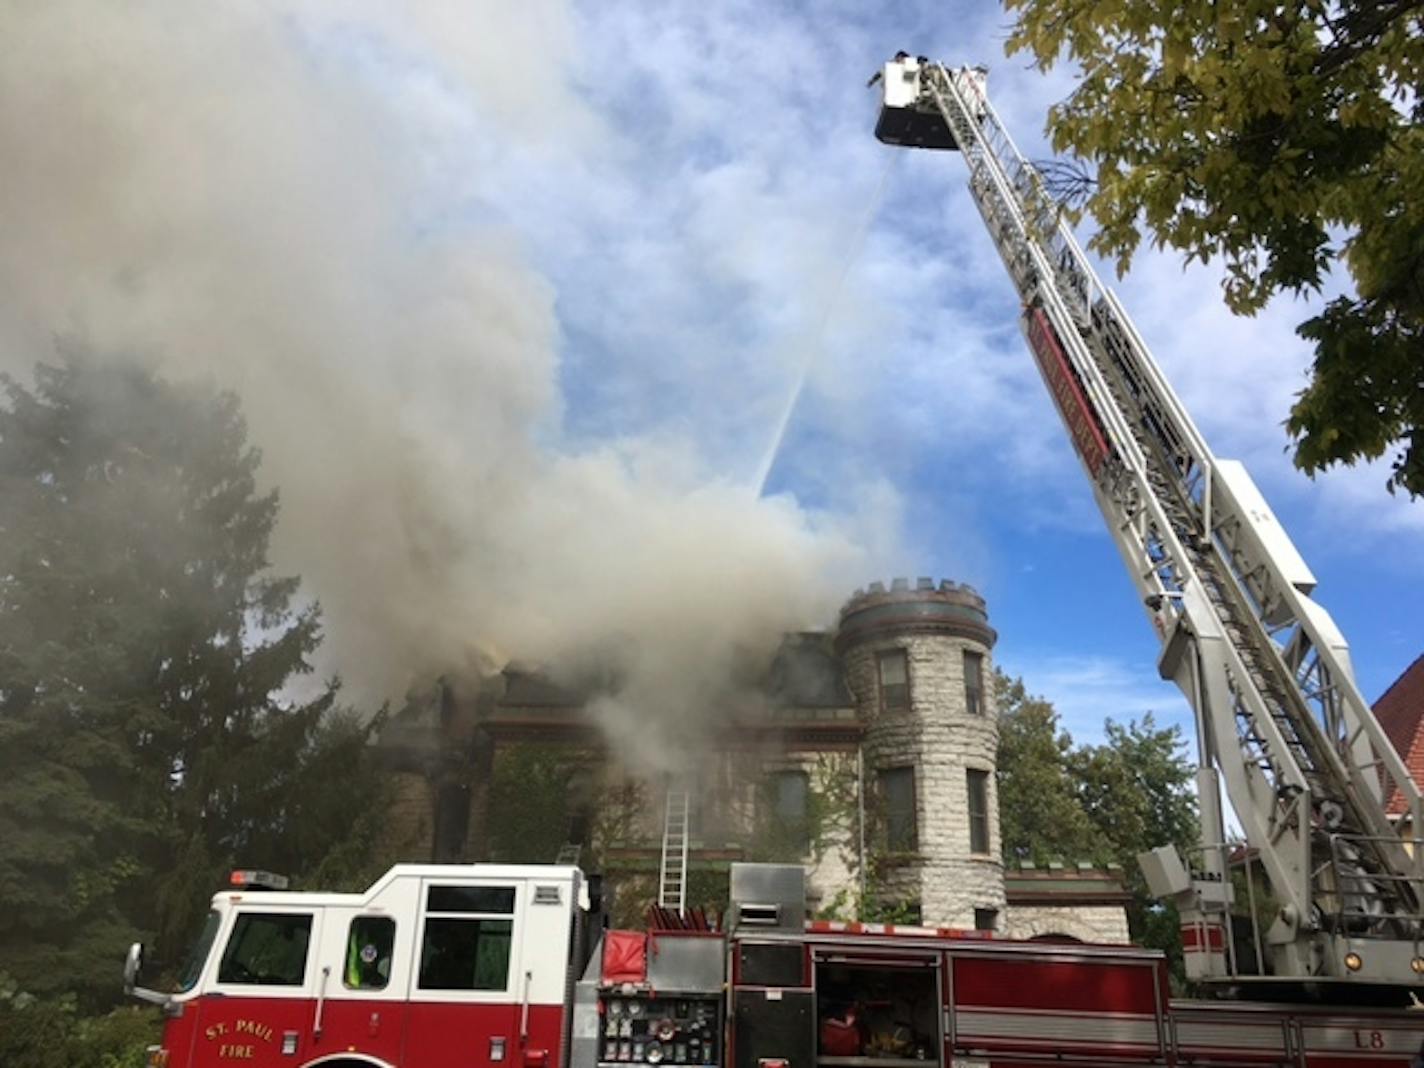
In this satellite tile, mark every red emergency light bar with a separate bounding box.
[229,869,290,891]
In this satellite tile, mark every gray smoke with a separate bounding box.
[0,1,900,748]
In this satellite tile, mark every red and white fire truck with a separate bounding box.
[124,862,1422,1068]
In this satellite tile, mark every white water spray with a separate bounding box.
[753,155,897,496]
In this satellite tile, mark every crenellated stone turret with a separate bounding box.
[836,577,1004,929]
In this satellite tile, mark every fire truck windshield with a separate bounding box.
[176,910,220,992]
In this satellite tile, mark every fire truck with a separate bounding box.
[124,862,1422,1068]
[123,52,1424,1068]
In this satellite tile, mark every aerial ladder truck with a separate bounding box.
[872,53,1424,1000]
[120,59,1424,1068]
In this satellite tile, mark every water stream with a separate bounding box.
[753,155,897,497]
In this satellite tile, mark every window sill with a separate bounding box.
[874,851,925,868]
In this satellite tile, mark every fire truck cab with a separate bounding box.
[126,864,584,1068]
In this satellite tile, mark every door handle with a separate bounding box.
[313,966,330,1038]
[519,969,532,1048]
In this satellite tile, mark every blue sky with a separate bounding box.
[452,0,1422,743]
[2,0,1417,753]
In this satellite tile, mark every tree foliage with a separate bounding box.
[1006,0,1424,495]
[0,977,158,1068]
[0,355,386,1010]
[1071,716,1200,963]
[996,672,1103,863]
[1072,718,1200,874]
[994,672,1197,966]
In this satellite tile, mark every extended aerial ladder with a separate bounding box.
[873,55,1424,998]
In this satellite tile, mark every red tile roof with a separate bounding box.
[1373,654,1424,816]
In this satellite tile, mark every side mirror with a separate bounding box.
[123,942,172,1008]
[123,942,144,994]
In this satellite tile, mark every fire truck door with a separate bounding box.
[188,906,324,1068]
[302,910,412,1065]
[402,878,526,1068]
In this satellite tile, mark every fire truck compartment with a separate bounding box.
[947,947,1169,1064]
[735,988,815,1068]
[813,951,942,1068]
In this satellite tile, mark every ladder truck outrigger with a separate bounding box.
[871,53,1424,999]
[120,56,1424,1068]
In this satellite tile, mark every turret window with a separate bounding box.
[879,766,917,851]
[878,649,910,711]
[963,651,984,715]
[967,769,990,854]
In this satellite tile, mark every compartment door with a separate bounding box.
[734,988,815,1068]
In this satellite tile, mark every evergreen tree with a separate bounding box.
[0,356,383,1008]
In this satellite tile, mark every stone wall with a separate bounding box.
[1001,904,1131,944]
[839,581,1004,928]
[909,633,1001,926]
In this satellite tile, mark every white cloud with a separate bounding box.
[1005,654,1195,747]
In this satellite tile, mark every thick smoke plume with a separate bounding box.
[0,1,893,759]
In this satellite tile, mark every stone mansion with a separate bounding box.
[377,578,1130,944]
